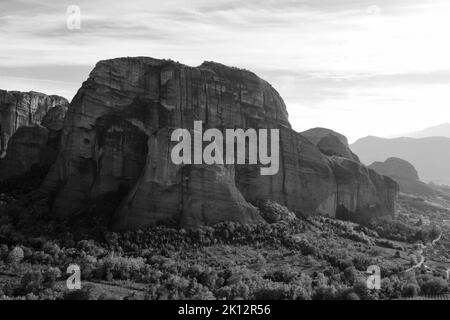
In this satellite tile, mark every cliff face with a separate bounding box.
[39,57,398,230]
[0,125,49,179]
[0,90,68,157]
[0,91,69,179]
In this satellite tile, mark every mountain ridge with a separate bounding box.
[351,135,450,185]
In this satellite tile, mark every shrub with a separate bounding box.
[420,277,448,295]
[344,292,360,300]
[22,246,33,260]
[18,271,44,295]
[31,250,52,265]
[352,255,374,271]
[64,284,120,300]
[7,246,24,264]
[343,266,357,284]
[264,267,298,283]
[0,244,8,260]
[352,280,369,300]
[43,267,62,289]
[402,283,420,297]
[78,240,106,257]
[42,241,61,256]
[99,255,146,280]
[252,282,293,300]
[257,200,297,224]
[312,285,337,300]
[215,283,250,300]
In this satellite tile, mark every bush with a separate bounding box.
[64,284,120,300]
[343,266,357,284]
[252,282,293,300]
[264,267,298,283]
[99,255,146,280]
[18,271,44,295]
[78,240,106,257]
[43,267,62,289]
[42,241,61,256]
[216,283,250,300]
[7,246,24,264]
[402,283,420,297]
[312,285,337,300]
[257,200,297,224]
[344,292,360,300]
[420,277,448,295]
[0,244,8,260]
[353,280,369,300]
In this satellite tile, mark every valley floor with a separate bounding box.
[0,176,450,300]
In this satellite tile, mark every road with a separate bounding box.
[406,232,442,273]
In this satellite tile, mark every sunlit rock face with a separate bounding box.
[330,157,399,219]
[39,57,398,230]
[0,90,68,157]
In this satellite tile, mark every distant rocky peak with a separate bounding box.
[301,127,359,162]
[369,157,419,181]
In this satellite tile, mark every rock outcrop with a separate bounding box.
[0,90,68,157]
[38,57,398,230]
[302,128,398,217]
[302,127,359,162]
[369,157,435,197]
[331,157,398,218]
[0,125,49,179]
[0,100,69,180]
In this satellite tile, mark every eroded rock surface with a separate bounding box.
[0,90,68,157]
[302,127,359,162]
[0,95,69,180]
[331,157,398,218]
[0,125,49,179]
[38,57,398,230]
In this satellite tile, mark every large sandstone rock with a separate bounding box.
[39,57,398,230]
[0,90,68,157]
[0,125,49,179]
[369,157,435,197]
[331,157,398,218]
[301,127,359,161]
[0,102,69,180]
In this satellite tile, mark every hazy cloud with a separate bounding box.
[1,0,450,141]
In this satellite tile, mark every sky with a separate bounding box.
[1,0,450,142]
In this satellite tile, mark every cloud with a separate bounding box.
[1,0,450,141]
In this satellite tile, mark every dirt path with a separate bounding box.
[406,232,442,273]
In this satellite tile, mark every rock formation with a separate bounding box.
[0,125,49,179]
[38,57,398,230]
[302,128,397,217]
[302,127,359,161]
[0,90,68,157]
[369,157,436,197]
[0,98,69,180]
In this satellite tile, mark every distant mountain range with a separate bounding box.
[390,123,450,139]
[351,135,450,185]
